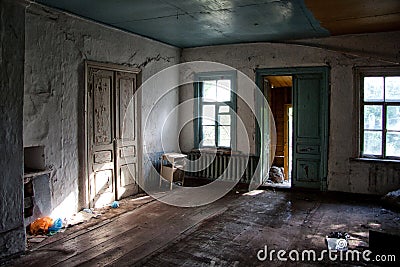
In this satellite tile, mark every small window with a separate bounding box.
[194,72,237,149]
[360,71,400,159]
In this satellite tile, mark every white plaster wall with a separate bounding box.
[24,2,181,217]
[181,31,400,195]
[0,0,26,258]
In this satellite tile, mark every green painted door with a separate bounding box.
[292,71,328,190]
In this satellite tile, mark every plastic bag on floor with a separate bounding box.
[30,217,54,235]
[48,218,63,234]
[110,201,119,208]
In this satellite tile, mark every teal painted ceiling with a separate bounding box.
[36,0,331,48]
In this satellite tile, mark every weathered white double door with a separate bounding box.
[86,62,140,208]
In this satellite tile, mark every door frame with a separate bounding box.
[284,104,292,181]
[255,66,330,190]
[81,60,142,208]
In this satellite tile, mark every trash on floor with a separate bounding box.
[29,217,54,235]
[82,208,94,213]
[110,201,119,208]
[325,231,350,251]
[29,216,65,236]
[268,166,284,183]
[381,189,400,210]
[48,218,63,234]
[66,209,101,226]
[27,236,47,243]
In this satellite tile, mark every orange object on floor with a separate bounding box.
[30,217,54,235]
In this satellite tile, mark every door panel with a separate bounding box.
[120,164,136,187]
[87,65,139,207]
[296,159,320,181]
[93,76,113,145]
[91,169,114,206]
[297,144,320,154]
[293,72,328,189]
[115,71,139,199]
[88,69,116,207]
[296,78,321,139]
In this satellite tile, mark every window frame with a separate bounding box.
[356,66,400,160]
[194,71,237,150]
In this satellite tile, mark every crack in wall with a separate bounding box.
[27,3,59,21]
[134,54,174,69]
[127,51,138,62]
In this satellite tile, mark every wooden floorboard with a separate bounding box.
[78,206,228,267]
[8,190,400,267]
[28,195,154,251]
[53,202,200,266]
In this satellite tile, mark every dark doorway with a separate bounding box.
[256,67,329,191]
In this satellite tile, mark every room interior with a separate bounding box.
[1,0,400,265]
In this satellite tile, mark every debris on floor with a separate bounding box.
[325,231,350,251]
[27,216,65,244]
[48,218,63,234]
[66,209,101,226]
[27,236,47,243]
[13,191,400,266]
[110,201,119,208]
[82,208,93,213]
[29,217,56,235]
[28,210,100,237]
[381,188,400,210]
[268,166,284,183]
[25,194,154,251]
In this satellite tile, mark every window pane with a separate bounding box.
[218,114,231,126]
[216,79,231,102]
[219,125,231,147]
[364,77,384,101]
[364,105,382,130]
[386,132,400,157]
[385,77,400,101]
[387,106,400,131]
[203,80,217,101]
[202,126,215,146]
[202,118,215,125]
[202,105,215,125]
[363,130,382,155]
[219,105,230,113]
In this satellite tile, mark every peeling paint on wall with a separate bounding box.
[23,2,180,217]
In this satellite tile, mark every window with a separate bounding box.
[360,69,400,159]
[194,72,237,149]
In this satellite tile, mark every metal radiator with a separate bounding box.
[186,152,259,184]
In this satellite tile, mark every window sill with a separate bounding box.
[350,157,400,164]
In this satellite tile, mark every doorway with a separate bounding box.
[84,61,142,208]
[256,67,329,191]
[264,76,293,188]
[284,105,293,182]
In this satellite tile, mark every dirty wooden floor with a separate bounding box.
[7,189,400,266]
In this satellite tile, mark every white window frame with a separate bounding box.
[355,66,400,160]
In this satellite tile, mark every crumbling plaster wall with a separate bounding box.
[24,2,180,217]
[0,0,26,258]
[181,31,400,195]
